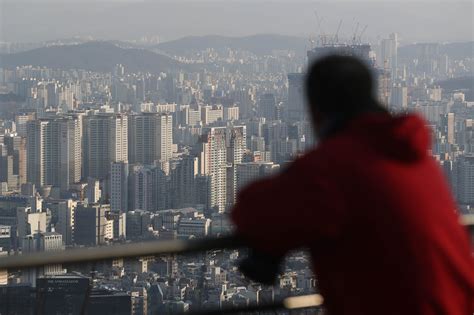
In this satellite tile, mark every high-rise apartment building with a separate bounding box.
[258,93,276,121]
[129,166,154,212]
[391,83,408,109]
[111,162,129,213]
[179,106,201,126]
[225,126,247,208]
[459,119,473,154]
[199,126,246,213]
[232,89,253,119]
[201,105,223,125]
[46,82,57,107]
[0,144,16,191]
[287,74,305,121]
[26,117,81,192]
[447,113,455,145]
[15,113,35,137]
[170,155,199,209]
[199,127,227,213]
[129,165,168,212]
[26,120,47,188]
[128,113,173,165]
[3,134,27,187]
[223,106,239,122]
[381,33,398,79]
[86,179,101,204]
[455,155,474,204]
[51,199,76,246]
[226,126,246,165]
[83,113,128,180]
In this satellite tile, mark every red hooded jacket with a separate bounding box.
[232,113,474,315]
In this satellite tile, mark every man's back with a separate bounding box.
[232,113,474,315]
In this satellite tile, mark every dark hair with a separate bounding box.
[305,55,377,119]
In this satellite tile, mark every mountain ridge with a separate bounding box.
[154,34,308,56]
[0,41,186,74]
[398,41,474,60]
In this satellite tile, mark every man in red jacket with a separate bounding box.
[231,56,474,315]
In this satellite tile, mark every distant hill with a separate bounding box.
[399,42,474,60]
[436,76,474,101]
[437,76,474,91]
[155,34,308,56]
[0,41,187,74]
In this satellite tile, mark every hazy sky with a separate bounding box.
[1,1,472,44]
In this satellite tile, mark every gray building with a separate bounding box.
[74,204,112,246]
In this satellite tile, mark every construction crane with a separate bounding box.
[357,24,368,44]
[352,22,360,44]
[333,19,343,45]
[314,10,326,46]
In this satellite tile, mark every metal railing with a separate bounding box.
[1,214,471,270]
[0,214,472,314]
[461,213,474,228]
[0,235,245,270]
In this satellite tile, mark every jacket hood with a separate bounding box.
[351,113,431,163]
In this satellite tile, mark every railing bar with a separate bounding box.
[0,235,245,270]
[0,215,471,270]
[460,214,474,227]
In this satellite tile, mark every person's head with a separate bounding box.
[305,55,379,136]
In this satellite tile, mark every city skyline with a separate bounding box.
[0,1,472,312]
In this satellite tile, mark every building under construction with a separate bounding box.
[307,43,372,65]
[300,42,391,109]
